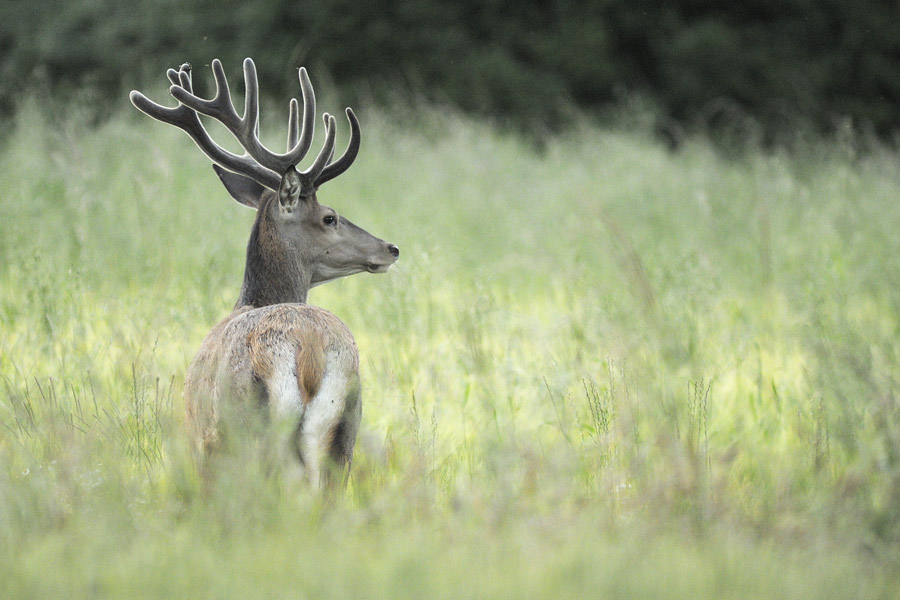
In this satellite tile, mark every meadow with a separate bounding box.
[1,95,899,598]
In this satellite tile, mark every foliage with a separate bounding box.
[1,99,900,596]
[1,0,899,137]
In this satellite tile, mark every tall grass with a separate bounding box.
[1,97,899,598]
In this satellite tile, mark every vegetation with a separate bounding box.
[2,0,899,137]
[1,97,900,597]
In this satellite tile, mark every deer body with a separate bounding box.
[131,58,397,487]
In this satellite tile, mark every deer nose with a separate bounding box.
[388,244,400,259]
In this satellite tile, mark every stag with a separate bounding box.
[130,58,398,488]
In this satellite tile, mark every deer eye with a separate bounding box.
[323,214,337,226]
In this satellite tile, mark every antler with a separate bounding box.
[129,58,361,193]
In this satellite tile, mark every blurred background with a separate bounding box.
[1,0,898,141]
[3,2,900,595]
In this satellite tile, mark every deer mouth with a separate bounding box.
[366,262,393,274]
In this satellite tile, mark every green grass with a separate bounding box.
[1,97,900,598]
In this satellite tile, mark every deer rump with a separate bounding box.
[184,303,362,484]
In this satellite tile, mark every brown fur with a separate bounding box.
[295,334,325,403]
[246,306,340,404]
[184,303,358,459]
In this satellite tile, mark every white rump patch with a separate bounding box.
[296,348,356,487]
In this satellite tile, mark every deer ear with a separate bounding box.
[213,164,266,209]
[277,166,304,210]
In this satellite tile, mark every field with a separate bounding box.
[1,97,899,598]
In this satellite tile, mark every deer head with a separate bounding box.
[130,59,398,307]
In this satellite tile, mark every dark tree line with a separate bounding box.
[2,0,898,139]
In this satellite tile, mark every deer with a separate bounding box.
[129,58,398,489]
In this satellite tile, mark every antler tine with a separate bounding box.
[167,63,194,93]
[300,113,337,185]
[321,113,336,165]
[241,57,260,137]
[315,108,361,187]
[287,98,300,151]
[293,67,317,163]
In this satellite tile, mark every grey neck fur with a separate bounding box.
[235,198,310,309]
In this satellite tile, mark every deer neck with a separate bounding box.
[235,204,310,309]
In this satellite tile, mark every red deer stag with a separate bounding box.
[130,58,398,488]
